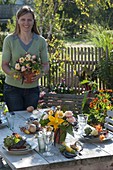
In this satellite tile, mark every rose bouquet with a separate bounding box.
[14,53,42,83]
[39,106,76,143]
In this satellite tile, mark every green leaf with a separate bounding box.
[80,80,90,85]
[82,91,89,111]
[60,132,66,143]
[66,125,74,136]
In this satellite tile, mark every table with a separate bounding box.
[0,110,113,170]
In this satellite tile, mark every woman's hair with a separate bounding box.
[13,5,40,35]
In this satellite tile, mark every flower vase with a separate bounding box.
[54,128,65,146]
[22,71,34,83]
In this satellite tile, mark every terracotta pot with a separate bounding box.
[22,71,34,83]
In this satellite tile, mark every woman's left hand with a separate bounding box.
[23,72,41,83]
[31,74,41,82]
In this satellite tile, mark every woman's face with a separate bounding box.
[18,13,34,33]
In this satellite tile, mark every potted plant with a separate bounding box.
[83,89,113,127]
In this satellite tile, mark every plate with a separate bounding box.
[80,132,113,143]
[62,150,78,158]
[3,140,38,155]
[61,141,83,158]
[0,118,8,128]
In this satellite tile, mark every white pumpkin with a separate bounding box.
[28,124,36,133]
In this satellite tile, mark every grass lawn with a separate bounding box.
[64,36,94,46]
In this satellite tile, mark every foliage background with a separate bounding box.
[1,0,113,41]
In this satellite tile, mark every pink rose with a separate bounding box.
[32,55,36,59]
[21,66,26,72]
[66,116,76,123]
[65,111,73,117]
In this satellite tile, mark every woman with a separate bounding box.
[2,5,49,112]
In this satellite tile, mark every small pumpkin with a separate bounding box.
[27,106,34,112]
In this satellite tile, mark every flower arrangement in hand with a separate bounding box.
[14,53,42,83]
[15,53,41,74]
[39,106,76,143]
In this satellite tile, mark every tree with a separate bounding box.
[86,23,113,53]
[0,0,16,4]
[5,0,113,39]
[34,0,68,89]
[34,0,64,39]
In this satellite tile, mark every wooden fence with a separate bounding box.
[40,46,104,93]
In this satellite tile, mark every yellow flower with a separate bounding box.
[25,54,31,61]
[74,69,76,75]
[35,70,41,75]
[106,106,111,110]
[47,113,65,131]
[48,110,54,115]
[55,110,64,118]
[13,74,19,79]
[26,63,31,69]
[19,57,25,63]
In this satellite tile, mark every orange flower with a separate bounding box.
[14,133,21,138]
[99,134,105,141]
[106,89,113,93]
[87,89,113,126]
[103,99,108,103]
[95,124,103,132]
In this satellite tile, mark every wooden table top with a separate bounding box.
[0,110,113,170]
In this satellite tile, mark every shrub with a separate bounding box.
[83,89,113,126]
[0,71,5,102]
[0,32,8,51]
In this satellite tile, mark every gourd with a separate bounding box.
[62,142,76,154]
[91,129,98,136]
[84,127,92,135]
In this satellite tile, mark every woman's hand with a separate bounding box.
[23,72,41,83]
[31,73,41,82]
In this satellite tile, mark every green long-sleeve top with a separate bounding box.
[2,33,49,88]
